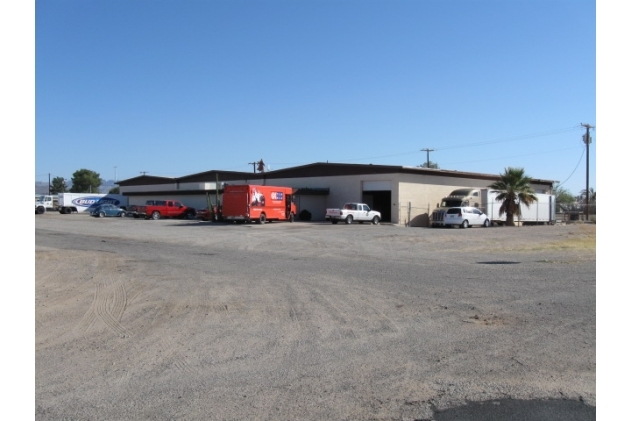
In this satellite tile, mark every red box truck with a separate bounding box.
[219,185,296,223]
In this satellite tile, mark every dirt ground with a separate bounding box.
[35,214,596,420]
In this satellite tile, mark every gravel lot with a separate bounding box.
[35,213,596,420]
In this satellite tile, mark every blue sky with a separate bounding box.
[34,0,595,194]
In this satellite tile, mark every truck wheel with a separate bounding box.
[288,213,294,223]
[259,214,266,224]
[483,219,490,227]
[36,206,45,214]
[461,220,469,228]
[151,211,161,220]
[99,211,106,218]
[345,215,353,224]
[372,216,380,225]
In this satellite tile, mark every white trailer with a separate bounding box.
[57,193,128,214]
[480,190,556,225]
[431,188,556,227]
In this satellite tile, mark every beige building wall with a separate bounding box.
[254,174,399,221]
[120,171,553,225]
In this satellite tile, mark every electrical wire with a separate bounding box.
[268,126,585,168]
[434,126,582,151]
[555,142,587,188]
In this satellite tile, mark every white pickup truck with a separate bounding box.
[325,203,381,225]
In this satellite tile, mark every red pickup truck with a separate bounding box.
[131,200,196,220]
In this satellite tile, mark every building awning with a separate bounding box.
[293,188,329,196]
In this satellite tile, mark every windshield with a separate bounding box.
[441,199,463,207]
[450,189,474,196]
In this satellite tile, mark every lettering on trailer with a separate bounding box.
[271,192,284,201]
[98,198,121,205]
[72,197,121,208]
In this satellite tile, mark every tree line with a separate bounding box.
[49,169,119,194]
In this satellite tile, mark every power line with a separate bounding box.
[555,146,585,188]
[441,145,582,166]
[433,126,581,151]
[266,126,584,168]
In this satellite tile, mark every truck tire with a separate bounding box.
[259,214,266,224]
[151,211,161,220]
[36,206,45,214]
[288,213,294,223]
[372,216,380,225]
[461,220,469,228]
[345,215,353,224]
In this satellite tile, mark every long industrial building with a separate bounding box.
[116,162,554,226]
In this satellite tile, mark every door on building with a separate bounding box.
[362,181,392,223]
[362,191,391,222]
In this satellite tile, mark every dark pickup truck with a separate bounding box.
[131,200,196,220]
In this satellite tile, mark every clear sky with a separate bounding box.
[33,0,596,195]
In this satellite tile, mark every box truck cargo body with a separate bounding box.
[57,193,128,214]
[220,185,296,223]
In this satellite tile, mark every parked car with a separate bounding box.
[90,204,127,218]
[443,207,491,228]
[196,208,211,221]
[196,206,220,222]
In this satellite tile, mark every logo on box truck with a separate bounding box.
[271,192,284,201]
[98,198,122,205]
[72,197,121,207]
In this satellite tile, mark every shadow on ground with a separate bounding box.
[431,398,595,421]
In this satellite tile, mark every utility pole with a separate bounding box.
[248,162,257,173]
[421,148,434,168]
[581,123,593,220]
[48,173,51,195]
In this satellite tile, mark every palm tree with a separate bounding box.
[489,167,538,226]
